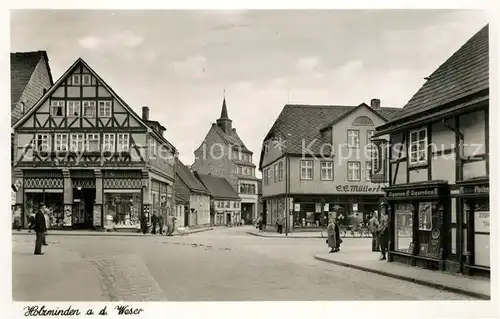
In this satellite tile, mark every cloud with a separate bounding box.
[77,32,144,51]
[78,36,101,50]
[171,55,207,79]
[296,56,320,71]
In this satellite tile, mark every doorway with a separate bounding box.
[226,212,231,225]
[72,188,96,229]
[241,203,254,223]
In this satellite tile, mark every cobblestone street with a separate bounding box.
[13,227,477,301]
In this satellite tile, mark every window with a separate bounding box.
[367,130,376,158]
[225,201,230,208]
[87,133,100,152]
[409,128,427,165]
[98,101,112,117]
[367,130,375,143]
[237,166,242,175]
[83,101,96,117]
[72,74,81,86]
[82,74,91,85]
[347,130,360,148]
[264,168,269,185]
[274,164,279,182]
[320,161,333,180]
[300,160,313,180]
[67,101,81,117]
[347,161,361,181]
[50,101,64,117]
[117,133,129,152]
[55,134,68,152]
[35,134,50,152]
[103,133,115,152]
[278,161,284,181]
[266,168,272,184]
[365,161,373,181]
[395,203,413,253]
[151,139,157,157]
[70,133,85,152]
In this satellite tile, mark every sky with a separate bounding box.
[10,9,488,173]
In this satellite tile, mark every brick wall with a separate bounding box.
[12,57,52,125]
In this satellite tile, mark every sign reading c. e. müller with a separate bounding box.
[387,188,439,198]
[335,185,382,193]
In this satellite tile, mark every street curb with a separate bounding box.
[314,255,490,300]
[246,231,322,239]
[11,228,214,238]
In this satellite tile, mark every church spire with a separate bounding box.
[216,89,232,134]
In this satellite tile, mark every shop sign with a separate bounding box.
[353,203,358,211]
[315,203,322,213]
[335,185,382,193]
[474,211,489,233]
[461,184,489,195]
[294,203,300,212]
[387,188,439,198]
[324,204,329,212]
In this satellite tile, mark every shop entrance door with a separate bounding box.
[73,188,96,229]
[226,212,231,225]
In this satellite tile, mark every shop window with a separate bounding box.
[473,201,490,267]
[104,193,141,227]
[417,201,442,258]
[394,203,413,253]
[25,192,64,229]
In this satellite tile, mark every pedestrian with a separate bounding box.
[42,206,49,246]
[105,213,113,233]
[368,212,380,252]
[151,214,158,234]
[276,216,284,234]
[326,220,338,253]
[166,214,176,236]
[158,214,164,235]
[378,211,389,260]
[33,207,47,255]
[257,215,263,232]
[13,207,22,231]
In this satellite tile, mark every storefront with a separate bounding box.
[383,181,449,271]
[454,178,490,276]
[22,170,65,229]
[289,195,382,229]
[102,170,143,232]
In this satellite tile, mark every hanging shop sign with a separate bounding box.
[335,185,382,193]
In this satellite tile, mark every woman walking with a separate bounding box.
[327,220,339,253]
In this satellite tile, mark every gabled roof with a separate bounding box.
[379,24,489,129]
[194,172,240,200]
[11,51,53,109]
[319,103,402,131]
[175,159,210,195]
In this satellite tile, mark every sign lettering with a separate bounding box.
[335,185,382,193]
[387,188,439,198]
[460,183,489,195]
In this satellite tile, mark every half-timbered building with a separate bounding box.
[373,25,489,276]
[12,58,177,232]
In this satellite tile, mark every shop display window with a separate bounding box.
[104,193,141,227]
[394,203,413,253]
[417,201,442,258]
[473,201,490,267]
[25,192,64,229]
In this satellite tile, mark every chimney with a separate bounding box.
[370,98,381,109]
[142,106,149,121]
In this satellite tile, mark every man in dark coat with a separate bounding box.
[33,208,47,255]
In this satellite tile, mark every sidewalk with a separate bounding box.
[11,227,214,238]
[247,230,323,238]
[314,243,490,300]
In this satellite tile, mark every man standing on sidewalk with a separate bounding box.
[33,207,47,255]
[276,216,284,234]
[378,211,389,260]
[368,212,380,252]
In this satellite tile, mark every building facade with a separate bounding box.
[259,101,401,230]
[174,159,211,227]
[374,25,489,276]
[194,172,242,225]
[191,97,259,223]
[12,58,177,232]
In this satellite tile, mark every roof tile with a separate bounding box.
[194,172,240,200]
[10,51,46,109]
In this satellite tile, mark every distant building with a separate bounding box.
[192,97,259,223]
[174,159,211,227]
[374,25,489,276]
[194,172,242,225]
[259,100,401,230]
